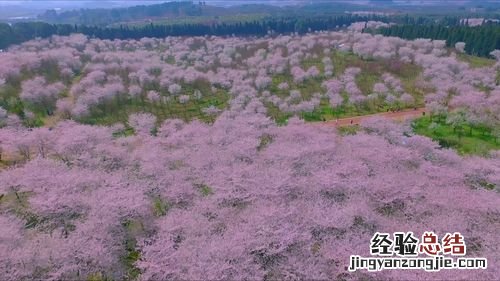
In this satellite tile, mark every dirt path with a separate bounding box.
[315,108,426,127]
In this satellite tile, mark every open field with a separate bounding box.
[457,52,497,68]
[413,116,500,156]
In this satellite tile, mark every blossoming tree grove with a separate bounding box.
[0,25,498,280]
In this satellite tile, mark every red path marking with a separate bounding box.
[315,108,426,127]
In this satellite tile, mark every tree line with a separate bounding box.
[376,23,500,57]
[0,14,386,50]
[3,14,500,57]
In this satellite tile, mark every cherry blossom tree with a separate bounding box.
[255,76,272,90]
[400,93,415,106]
[178,95,190,104]
[0,29,498,281]
[147,91,161,103]
[128,112,157,136]
[20,77,66,114]
[277,82,289,90]
[490,50,500,60]
[168,83,182,95]
[455,42,466,53]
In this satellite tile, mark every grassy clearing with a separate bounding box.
[194,183,214,197]
[412,116,500,156]
[80,87,229,126]
[457,53,496,68]
[302,100,392,122]
[152,196,170,217]
[87,272,111,281]
[337,125,360,136]
[120,219,145,280]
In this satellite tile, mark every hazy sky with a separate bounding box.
[0,0,483,9]
[0,0,477,5]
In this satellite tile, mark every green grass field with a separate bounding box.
[337,125,360,136]
[412,116,500,156]
[79,88,229,126]
[457,53,496,68]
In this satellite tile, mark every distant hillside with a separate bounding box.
[39,1,205,26]
[37,1,284,26]
[36,1,397,27]
[34,0,500,27]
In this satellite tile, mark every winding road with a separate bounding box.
[315,108,426,127]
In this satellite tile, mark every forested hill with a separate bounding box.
[35,1,382,26]
[39,1,196,25]
[38,1,225,26]
[376,24,500,57]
